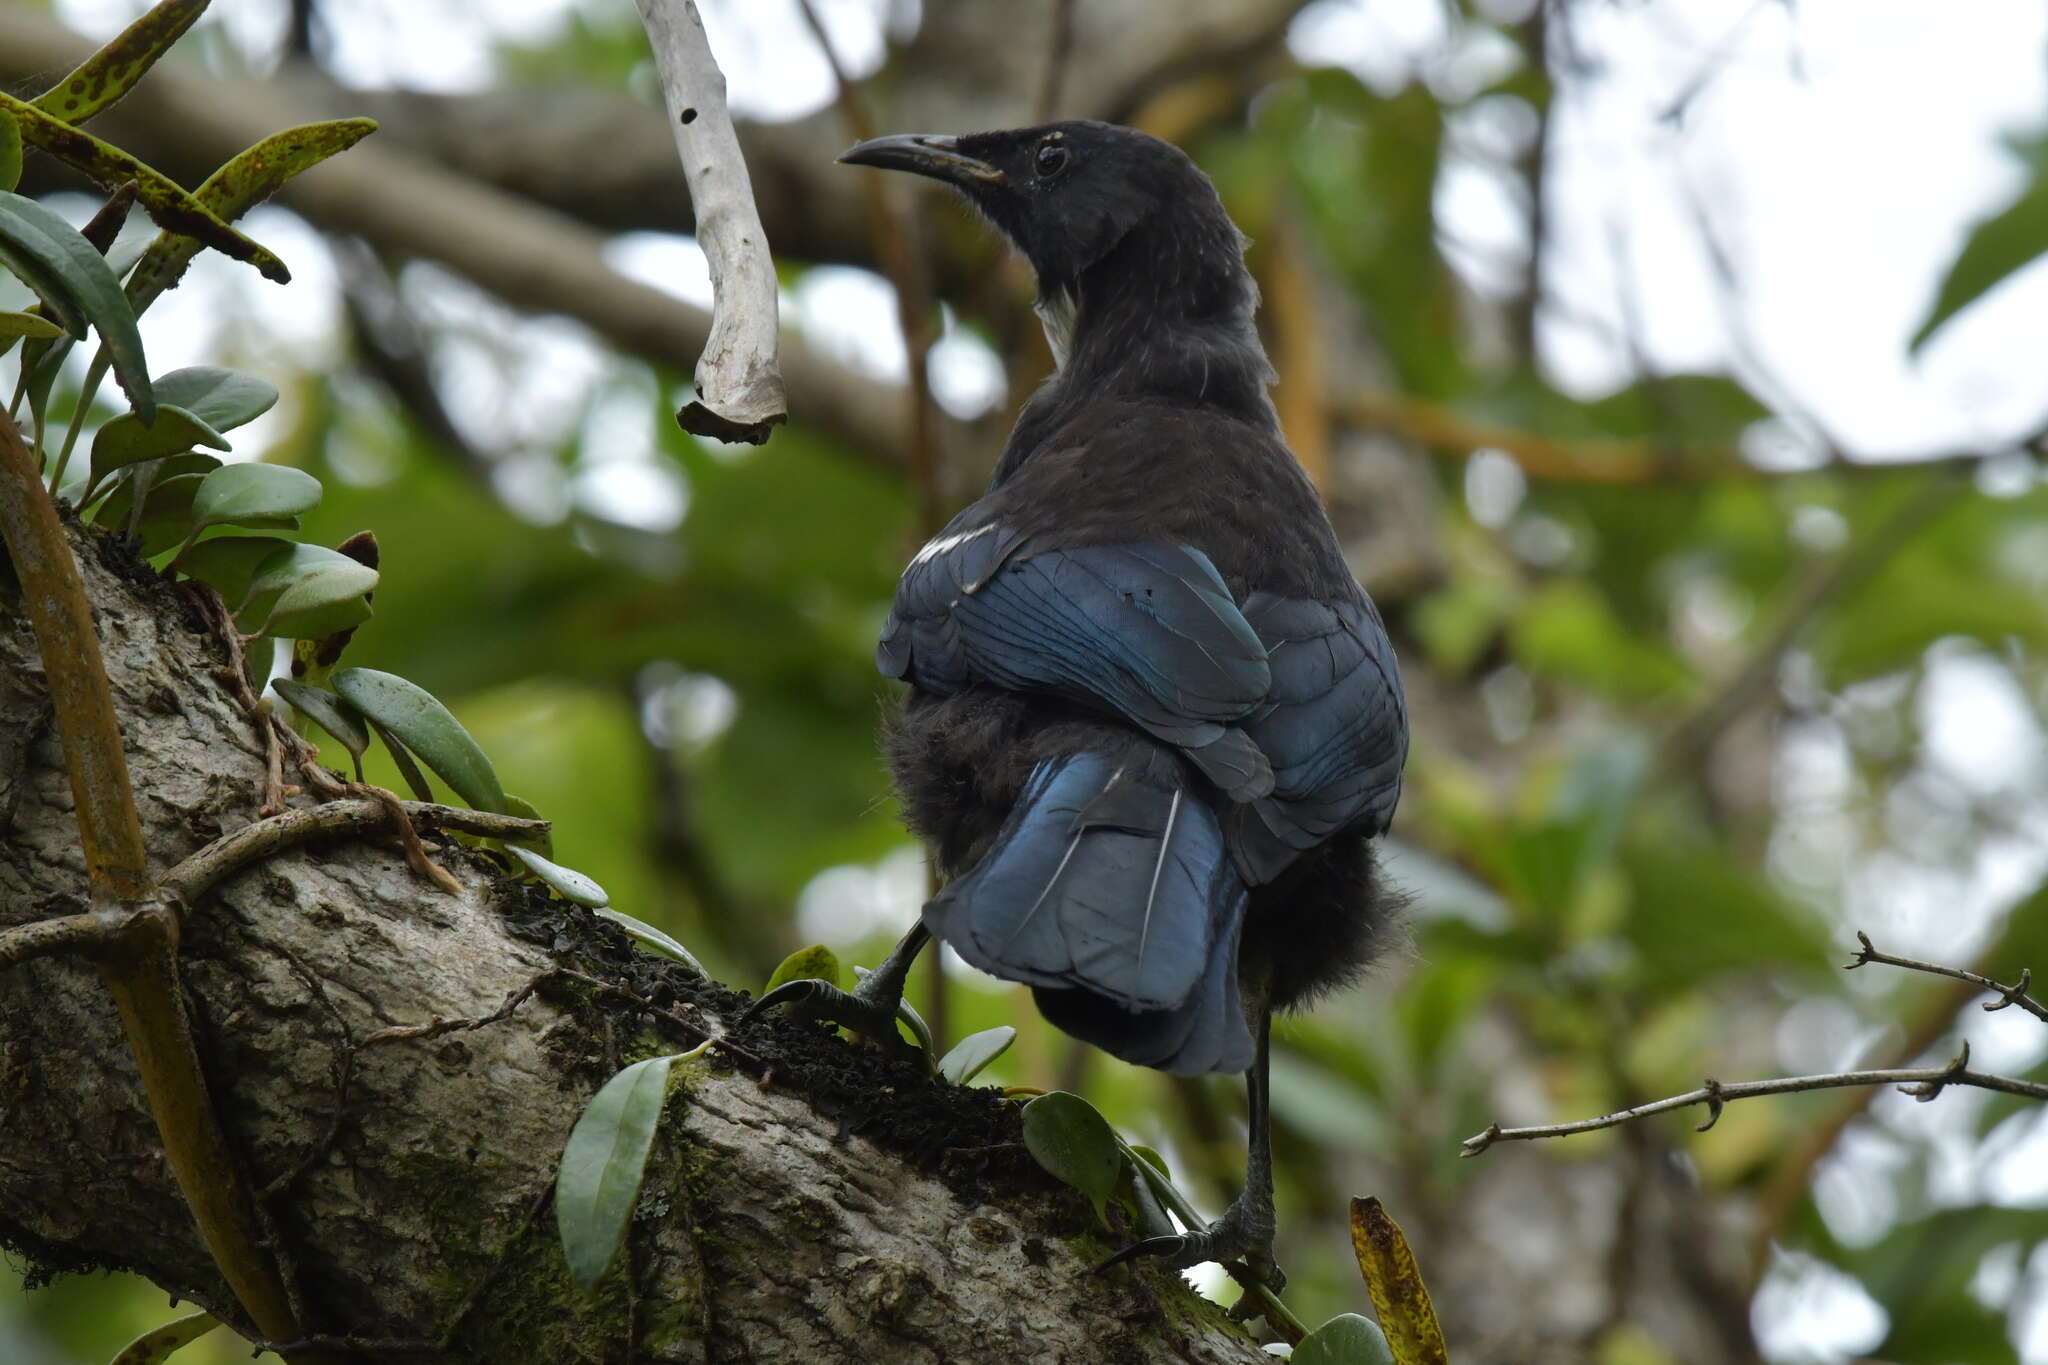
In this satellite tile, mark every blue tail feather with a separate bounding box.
[923,745,1254,1075]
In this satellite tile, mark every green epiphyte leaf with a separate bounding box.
[594,908,708,978]
[0,111,19,193]
[0,189,151,420]
[507,845,610,908]
[0,91,288,285]
[272,679,370,780]
[556,1055,675,1290]
[1020,1091,1123,1226]
[32,0,211,127]
[936,1025,1017,1085]
[106,1308,223,1365]
[90,452,219,529]
[153,365,278,434]
[370,720,435,803]
[125,118,377,315]
[189,461,322,531]
[170,534,289,603]
[765,944,842,994]
[332,667,507,813]
[236,543,378,640]
[1291,1315,1395,1365]
[0,308,55,338]
[89,402,230,489]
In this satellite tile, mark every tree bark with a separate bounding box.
[0,525,1270,1362]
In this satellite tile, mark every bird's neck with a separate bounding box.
[996,221,1278,483]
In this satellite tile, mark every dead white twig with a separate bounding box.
[634,0,787,443]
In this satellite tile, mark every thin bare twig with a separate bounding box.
[1847,930,2048,1025]
[634,0,786,441]
[1461,1043,2048,1156]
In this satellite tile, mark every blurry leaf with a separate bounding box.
[190,462,322,531]
[1849,1206,2047,1363]
[153,366,278,434]
[0,110,18,193]
[508,844,610,908]
[272,679,369,779]
[0,308,57,338]
[1293,1314,1395,1365]
[1348,1197,1446,1365]
[32,0,209,126]
[937,1025,1016,1084]
[172,534,289,603]
[1510,578,1692,702]
[595,907,707,977]
[89,403,230,491]
[0,189,151,419]
[1269,1050,1391,1152]
[125,118,378,314]
[1621,841,1832,989]
[1912,135,2048,351]
[1020,1091,1123,1225]
[0,90,288,284]
[106,1309,222,1364]
[1488,737,1649,920]
[333,667,507,813]
[765,944,841,994]
[556,1054,674,1290]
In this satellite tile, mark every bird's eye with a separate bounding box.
[1035,142,1070,178]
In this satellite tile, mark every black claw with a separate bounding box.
[1092,1235,1191,1274]
[740,977,921,1055]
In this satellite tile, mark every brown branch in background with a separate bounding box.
[334,238,497,482]
[1035,0,1079,123]
[1462,1043,2048,1156]
[1260,202,1329,491]
[796,0,946,536]
[634,0,786,442]
[1511,0,1552,361]
[1847,930,2048,1025]
[1658,465,1976,773]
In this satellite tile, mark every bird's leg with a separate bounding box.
[740,922,932,1055]
[1100,975,1284,1289]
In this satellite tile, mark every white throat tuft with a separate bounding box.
[1033,288,1076,370]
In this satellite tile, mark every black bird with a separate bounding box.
[748,120,1408,1281]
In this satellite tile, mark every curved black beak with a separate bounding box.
[838,133,1004,188]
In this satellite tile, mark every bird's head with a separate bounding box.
[840,120,1248,319]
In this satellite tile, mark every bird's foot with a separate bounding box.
[739,968,931,1058]
[1097,1202,1285,1291]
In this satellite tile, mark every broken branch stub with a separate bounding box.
[634,0,787,444]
